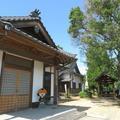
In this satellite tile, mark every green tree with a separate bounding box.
[86,45,113,89]
[68,0,120,87]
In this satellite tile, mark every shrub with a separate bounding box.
[85,89,92,98]
[79,89,93,98]
[79,91,87,98]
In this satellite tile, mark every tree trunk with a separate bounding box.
[97,83,101,97]
[113,83,116,99]
[117,51,120,82]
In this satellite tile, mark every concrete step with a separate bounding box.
[41,108,87,120]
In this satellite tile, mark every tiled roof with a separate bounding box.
[0,16,39,21]
[58,49,77,58]
[0,20,76,59]
[0,16,57,48]
[59,61,83,77]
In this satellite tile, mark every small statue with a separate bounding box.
[37,88,47,104]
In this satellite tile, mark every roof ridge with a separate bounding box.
[0,15,38,17]
[58,49,77,58]
[0,16,39,21]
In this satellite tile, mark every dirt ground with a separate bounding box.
[59,97,120,120]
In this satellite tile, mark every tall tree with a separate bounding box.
[68,0,120,86]
[86,45,114,88]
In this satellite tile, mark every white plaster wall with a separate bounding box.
[76,81,79,89]
[51,74,54,97]
[76,77,80,89]
[51,66,54,73]
[0,50,3,75]
[50,73,54,104]
[72,76,81,89]
[45,67,50,72]
[64,73,70,79]
[50,66,55,104]
[32,61,44,102]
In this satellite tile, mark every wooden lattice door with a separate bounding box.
[0,67,31,113]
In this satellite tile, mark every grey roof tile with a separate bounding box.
[0,16,57,48]
[0,16,39,21]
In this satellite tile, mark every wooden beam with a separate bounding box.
[36,22,55,47]
[11,21,38,28]
[6,31,56,56]
[0,39,55,65]
[0,28,75,65]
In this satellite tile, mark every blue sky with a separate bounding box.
[0,0,87,74]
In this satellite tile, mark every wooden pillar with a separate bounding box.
[0,51,3,94]
[0,50,3,75]
[54,65,58,104]
[66,83,70,98]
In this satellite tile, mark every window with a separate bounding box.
[73,82,76,89]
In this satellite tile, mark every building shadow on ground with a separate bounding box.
[2,104,90,120]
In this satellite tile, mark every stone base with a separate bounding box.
[32,102,39,108]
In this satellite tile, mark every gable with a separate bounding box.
[19,26,48,44]
[74,64,80,74]
[0,16,56,48]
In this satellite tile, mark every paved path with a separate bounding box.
[0,105,74,120]
[0,104,87,120]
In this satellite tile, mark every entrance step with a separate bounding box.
[41,108,87,120]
